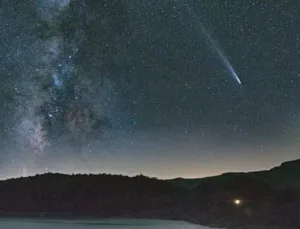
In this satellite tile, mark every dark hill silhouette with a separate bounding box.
[169,159,300,190]
[0,160,299,229]
[0,174,185,218]
[249,159,300,189]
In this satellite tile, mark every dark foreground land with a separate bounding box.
[0,159,299,229]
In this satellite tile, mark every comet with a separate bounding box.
[200,24,242,85]
[214,43,242,85]
[184,3,242,85]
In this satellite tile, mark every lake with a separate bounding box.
[0,219,216,229]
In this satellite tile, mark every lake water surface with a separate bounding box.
[0,219,216,229]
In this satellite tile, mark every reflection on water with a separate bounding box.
[0,219,216,229]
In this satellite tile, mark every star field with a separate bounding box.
[0,0,299,179]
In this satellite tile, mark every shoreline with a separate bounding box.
[0,213,287,229]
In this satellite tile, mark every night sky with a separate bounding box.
[0,0,299,179]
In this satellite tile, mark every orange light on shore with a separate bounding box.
[234,199,241,205]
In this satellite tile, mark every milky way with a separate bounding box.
[1,0,124,177]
